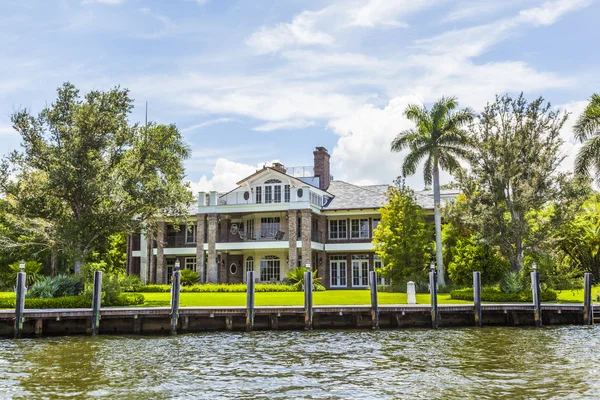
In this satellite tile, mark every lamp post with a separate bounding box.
[19,259,25,273]
[175,258,181,272]
[429,260,439,329]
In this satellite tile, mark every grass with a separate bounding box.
[1,287,599,308]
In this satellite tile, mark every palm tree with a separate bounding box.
[391,96,474,286]
[574,93,600,185]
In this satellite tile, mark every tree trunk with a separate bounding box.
[514,237,524,273]
[51,245,58,277]
[432,161,446,286]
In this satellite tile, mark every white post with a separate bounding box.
[407,281,416,304]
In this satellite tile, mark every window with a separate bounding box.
[185,257,197,271]
[309,191,323,206]
[186,224,196,243]
[351,219,370,239]
[246,219,255,240]
[230,263,238,275]
[256,187,262,203]
[274,185,281,203]
[284,185,290,202]
[329,219,347,240]
[245,256,254,281]
[330,255,347,287]
[352,255,369,287]
[260,255,280,282]
[374,255,387,285]
[372,218,380,236]
[261,217,280,239]
[265,186,272,203]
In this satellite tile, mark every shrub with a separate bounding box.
[285,267,322,291]
[0,293,144,309]
[180,269,200,286]
[27,274,84,298]
[450,287,557,302]
[7,261,42,287]
[500,271,524,294]
[127,282,326,293]
[119,275,143,292]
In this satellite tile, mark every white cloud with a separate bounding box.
[557,100,588,174]
[328,94,457,188]
[344,0,435,28]
[246,9,335,54]
[518,0,591,26]
[81,0,124,5]
[188,158,280,193]
[181,118,232,133]
[253,119,315,132]
[0,125,17,137]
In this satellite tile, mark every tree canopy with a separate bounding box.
[574,93,600,185]
[1,82,193,273]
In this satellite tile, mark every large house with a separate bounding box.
[126,147,449,289]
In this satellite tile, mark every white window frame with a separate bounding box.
[329,219,347,240]
[186,224,196,244]
[284,185,290,202]
[245,256,254,282]
[185,257,197,271]
[351,218,370,239]
[373,255,386,286]
[260,255,280,282]
[329,255,347,288]
[372,218,380,236]
[351,255,369,287]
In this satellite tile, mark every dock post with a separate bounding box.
[170,261,181,335]
[369,270,379,329]
[473,271,482,327]
[246,271,255,332]
[531,265,542,327]
[429,263,438,329]
[14,263,26,339]
[91,270,103,336]
[304,270,313,330]
[583,272,593,325]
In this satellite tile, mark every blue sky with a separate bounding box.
[0,0,598,192]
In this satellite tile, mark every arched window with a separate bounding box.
[260,255,280,282]
[262,179,282,203]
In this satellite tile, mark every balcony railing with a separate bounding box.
[238,228,287,242]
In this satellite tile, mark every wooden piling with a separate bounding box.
[14,271,26,339]
[34,319,43,336]
[304,271,313,330]
[583,272,593,325]
[429,269,438,329]
[369,270,379,329]
[170,268,181,335]
[473,271,482,327]
[225,316,233,331]
[91,270,102,336]
[246,271,255,332]
[531,270,542,327]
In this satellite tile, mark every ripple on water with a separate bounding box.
[1,326,599,399]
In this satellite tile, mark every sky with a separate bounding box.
[0,0,598,193]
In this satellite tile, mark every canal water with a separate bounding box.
[1,326,599,399]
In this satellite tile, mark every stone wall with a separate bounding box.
[287,210,298,269]
[301,209,312,267]
[207,214,218,283]
[196,214,206,283]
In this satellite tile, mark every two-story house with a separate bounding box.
[126,147,443,289]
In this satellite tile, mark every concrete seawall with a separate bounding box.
[0,304,594,338]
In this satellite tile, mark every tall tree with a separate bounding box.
[391,96,474,285]
[2,82,193,274]
[458,94,590,272]
[574,93,600,185]
[373,181,432,285]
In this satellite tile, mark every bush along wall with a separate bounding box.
[0,293,145,309]
[128,283,327,293]
[450,287,558,302]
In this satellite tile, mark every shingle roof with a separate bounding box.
[325,181,388,210]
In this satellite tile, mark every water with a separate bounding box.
[1,326,599,399]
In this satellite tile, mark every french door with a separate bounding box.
[352,259,369,287]
[330,257,347,287]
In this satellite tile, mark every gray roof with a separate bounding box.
[325,181,388,210]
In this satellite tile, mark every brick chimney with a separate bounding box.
[272,162,286,174]
[313,147,330,190]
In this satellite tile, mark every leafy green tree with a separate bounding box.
[457,94,590,272]
[391,96,474,285]
[447,235,510,285]
[574,93,600,185]
[373,182,433,285]
[554,194,600,280]
[2,82,193,274]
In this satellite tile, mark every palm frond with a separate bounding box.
[575,135,600,179]
[423,155,433,186]
[402,145,430,177]
[574,93,600,141]
[404,104,432,131]
[391,129,418,152]
[445,108,475,131]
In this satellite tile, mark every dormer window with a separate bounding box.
[263,179,282,204]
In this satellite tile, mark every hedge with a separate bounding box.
[130,283,326,293]
[450,287,558,302]
[0,293,145,309]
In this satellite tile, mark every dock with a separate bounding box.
[0,303,597,338]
